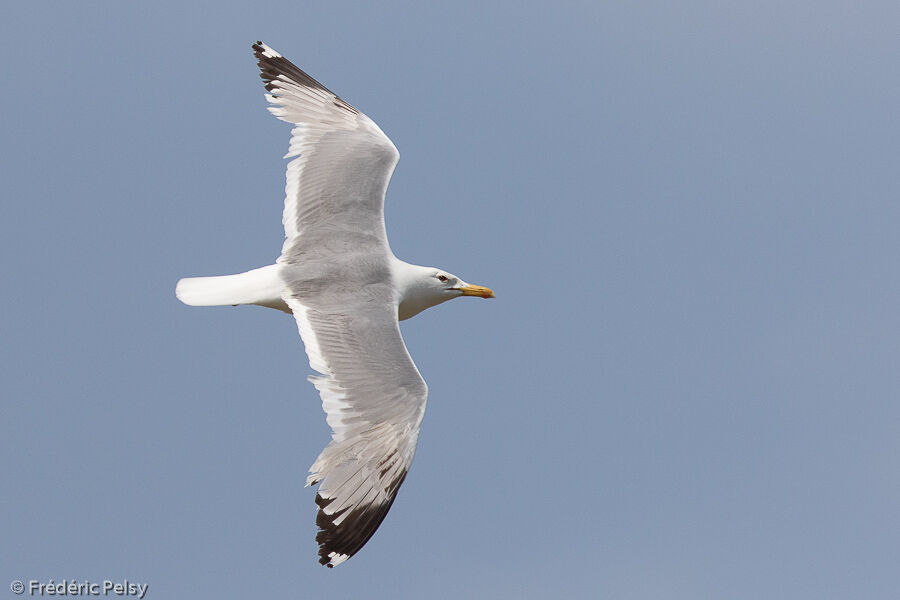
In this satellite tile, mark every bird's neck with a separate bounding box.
[392,259,447,321]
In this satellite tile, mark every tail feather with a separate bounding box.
[175,264,290,313]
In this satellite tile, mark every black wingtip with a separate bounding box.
[249,42,359,115]
[312,470,408,567]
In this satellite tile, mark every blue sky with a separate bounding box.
[2,2,898,598]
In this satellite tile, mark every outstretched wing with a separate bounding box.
[252,42,399,261]
[283,289,427,568]
[254,41,425,569]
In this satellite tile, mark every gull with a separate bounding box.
[175,42,495,567]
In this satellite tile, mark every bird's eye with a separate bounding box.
[437,274,449,283]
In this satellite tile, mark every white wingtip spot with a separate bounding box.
[259,43,282,58]
[328,552,350,567]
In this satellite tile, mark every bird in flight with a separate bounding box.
[175,42,494,567]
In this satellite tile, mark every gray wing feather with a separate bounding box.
[255,41,422,568]
[252,42,399,262]
[284,292,427,568]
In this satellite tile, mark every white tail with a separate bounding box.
[175,264,290,313]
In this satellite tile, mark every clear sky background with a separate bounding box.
[2,2,898,599]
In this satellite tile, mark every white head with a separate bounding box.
[395,264,495,321]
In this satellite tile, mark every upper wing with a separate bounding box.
[252,42,399,261]
[283,289,428,568]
